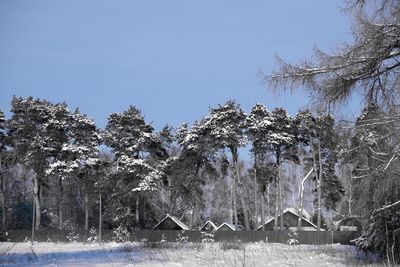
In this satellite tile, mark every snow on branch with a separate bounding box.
[372,199,400,216]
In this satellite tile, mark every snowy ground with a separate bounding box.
[0,241,382,266]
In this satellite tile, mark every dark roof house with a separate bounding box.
[258,208,318,231]
[153,214,189,230]
[199,220,218,231]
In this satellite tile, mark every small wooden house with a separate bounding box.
[337,217,362,231]
[153,214,189,230]
[199,220,218,231]
[258,208,318,231]
[216,222,237,231]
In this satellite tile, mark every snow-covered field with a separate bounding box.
[0,242,381,266]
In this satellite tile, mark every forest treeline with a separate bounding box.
[0,96,398,259]
[0,97,344,232]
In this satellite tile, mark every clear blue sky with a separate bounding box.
[0,0,354,130]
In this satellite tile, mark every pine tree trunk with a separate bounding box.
[291,163,296,207]
[210,184,217,220]
[274,179,279,229]
[261,190,265,231]
[267,183,270,218]
[0,158,5,230]
[230,182,233,224]
[231,148,239,227]
[99,193,102,243]
[278,158,284,231]
[239,181,250,230]
[135,195,140,226]
[254,154,258,230]
[298,187,304,231]
[274,148,283,231]
[31,192,35,244]
[189,203,197,230]
[33,176,41,230]
[85,188,89,231]
[58,176,63,230]
[317,140,323,231]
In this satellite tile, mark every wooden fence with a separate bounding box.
[3,230,361,245]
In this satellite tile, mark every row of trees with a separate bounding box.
[0,96,346,234]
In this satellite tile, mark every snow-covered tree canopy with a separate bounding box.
[206,100,247,150]
[104,105,167,160]
[246,103,274,153]
[46,110,102,179]
[103,105,168,195]
[8,97,70,171]
[269,108,296,150]
[116,155,162,192]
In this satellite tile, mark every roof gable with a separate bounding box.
[153,214,189,230]
[217,222,237,231]
[258,209,317,230]
[199,220,218,231]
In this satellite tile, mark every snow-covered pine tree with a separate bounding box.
[316,115,344,213]
[173,119,218,229]
[47,109,102,230]
[103,106,167,229]
[43,103,70,229]
[8,97,62,229]
[246,103,275,230]
[269,108,297,231]
[204,100,248,229]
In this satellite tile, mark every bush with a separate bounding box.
[87,227,98,243]
[176,230,188,244]
[286,229,299,245]
[201,231,215,243]
[66,230,80,243]
[113,225,130,243]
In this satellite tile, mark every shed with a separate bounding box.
[216,222,237,231]
[258,208,318,231]
[153,214,189,230]
[199,220,218,231]
[337,217,362,231]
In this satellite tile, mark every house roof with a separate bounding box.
[257,217,275,230]
[216,222,237,231]
[153,214,189,230]
[199,220,218,231]
[284,207,311,220]
[257,208,317,230]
